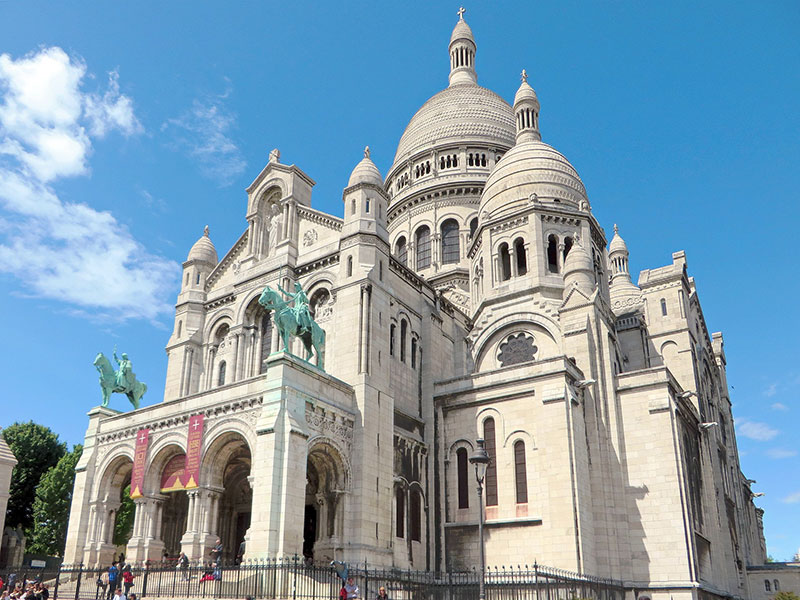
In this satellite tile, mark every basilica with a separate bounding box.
[64,11,768,600]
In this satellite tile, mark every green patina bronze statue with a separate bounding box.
[93,347,147,409]
[258,282,326,369]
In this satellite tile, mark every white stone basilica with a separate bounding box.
[65,11,768,600]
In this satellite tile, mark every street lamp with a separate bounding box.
[469,439,490,600]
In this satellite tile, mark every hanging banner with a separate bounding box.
[160,453,187,492]
[130,428,150,498]
[183,414,204,489]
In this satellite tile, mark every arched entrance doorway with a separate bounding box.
[304,440,349,563]
[92,454,133,566]
[202,432,252,563]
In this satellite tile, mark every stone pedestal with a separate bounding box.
[245,352,355,560]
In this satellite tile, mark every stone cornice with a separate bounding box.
[297,206,343,231]
[206,229,248,290]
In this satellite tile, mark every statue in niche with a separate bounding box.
[268,203,283,252]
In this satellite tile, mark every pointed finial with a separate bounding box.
[364,146,370,159]
[613,223,619,234]
[521,69,528,83]
[203,225,209,237]
[269,148,280,163]
[457,6,466,20]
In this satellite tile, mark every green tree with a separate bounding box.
[113,484,135,547]
[2,421,66,530]
[27,444,82,556]
[774,592,800,600]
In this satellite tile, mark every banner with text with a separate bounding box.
[130,428,150,498]
[183,414,204,489]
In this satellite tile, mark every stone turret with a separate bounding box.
[563,236,595,296]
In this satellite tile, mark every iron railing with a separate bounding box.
[0,558,626,600]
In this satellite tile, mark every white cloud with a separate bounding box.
[162,94,245,186]
[764,383,778,397]
[766,448,798,459]
[771,402,789,411]
[783,491,800,504]
[0,46,176,321]
[735,418,779,442]
[84,70,142,137]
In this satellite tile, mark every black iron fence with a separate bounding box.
[0,559,626,600]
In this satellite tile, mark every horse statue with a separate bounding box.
[258,284,326,369]
[93,351,147,409]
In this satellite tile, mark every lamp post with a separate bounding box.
[469,438,490,600]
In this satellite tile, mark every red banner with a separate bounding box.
[183,414,204,489]
[130,428,150,498]
[160,453,187,492]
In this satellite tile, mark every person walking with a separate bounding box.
[177,551,190,581]
[106,564,119,600]
[95,569,108,600]
[376,586,390,600]
[121,566,134,597]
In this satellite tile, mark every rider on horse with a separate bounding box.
[113,348,135,391]
[278,282,313,332]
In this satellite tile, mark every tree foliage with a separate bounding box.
[774,592,800,600]
[2,421,66,530]
[27,444,82,556]
[113,484,135,547]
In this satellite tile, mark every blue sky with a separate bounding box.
[0,1,798,561]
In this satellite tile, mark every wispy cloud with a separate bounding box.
[0,46,176,321]
[766,448,798,460]
[771,402,789,411]
[735,418,779,442]
[763,383,778,397]
[783,491,800,504]
[162,89,245,187]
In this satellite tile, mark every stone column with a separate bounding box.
[282,202,290,240]
[557,242,565,273]
[231,334,240,383]
[256,329,265,375]
[510,245,518,278]
[359,284,371,374]
[236,332,247,381]
[271,320,280,353]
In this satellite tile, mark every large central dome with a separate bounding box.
[391,84,515,166]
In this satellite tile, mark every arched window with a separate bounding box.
[774,580,780,591]
[390,324,396,356]
[196,272,201,285]
[661,298,668,316]
[347,256,353,277]
[177,321,182,337]
[514,237,527,276]
[547,235,559,273]
[563,236,573,260]
[411,337,417,369]
[499,243,511,281]
[457,448,469,509]
[365,199,370,213]
[416,226,431,269]
[441,219,460,264]
[185,272,190,286]
[514,440,528,504]
[217,361,227,387]
[351,199,356,215]
[395,236,408,266]
[400,319,408,362]
[260,313,273,373]
[410,489,421,541]
[379,260,383,281]
[764,581,771,592]
[484,418,498,506]
[469,217,478,239]
[395,488,405,538]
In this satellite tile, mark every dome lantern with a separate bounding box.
[514,69,541,143]
[449,7,477,86]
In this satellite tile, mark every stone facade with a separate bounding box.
[64,11,769,600]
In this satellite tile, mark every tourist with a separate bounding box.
[344,576,359,599]
[376,586,389,600]
[112,587,126,600]
[212,561,222,581]
[106,564,119,600]
[209,538,223,564]
[339,584,348,600]
[121,565,134,597]
[95,569,108,600]
[177,551,190,580]
[128,594,137,600]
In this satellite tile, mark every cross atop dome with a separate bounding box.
[364,146,370,159]
[521,69,528,83]
[457,6,466,20]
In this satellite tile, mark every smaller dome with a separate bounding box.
[608,224,628,255]
[347,146,383,188]
[564,238,593,275]
[187,226,218,264]
[514,72,539,108]
[450,16,475,46]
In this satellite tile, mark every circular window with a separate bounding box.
[497,332,538,367]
